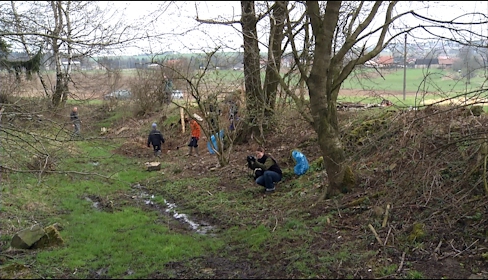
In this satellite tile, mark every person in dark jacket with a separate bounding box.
[247,147,282,193]
[70,106,81,137]
[147,123,165,157]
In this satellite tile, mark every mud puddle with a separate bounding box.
[131,183,215,235]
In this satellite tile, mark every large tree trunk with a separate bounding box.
[51,1,65,107]
[241,1,263,141]
[61,1,73,105]
[309,84,353,198]
[263,1,287,119]
[51,41,66,107]
[306,1,354,199]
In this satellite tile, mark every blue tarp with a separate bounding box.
[207,130,224,154]
[292,150,309,176]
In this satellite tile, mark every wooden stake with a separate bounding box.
[484,154,488,195]
[180,107,185,134]
[382,204,390,228]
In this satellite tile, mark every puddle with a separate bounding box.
[164,200,214,235]
[83,188,215,235]
[84,196,101,210]
[131,191,154,205]
[131,184,215,235]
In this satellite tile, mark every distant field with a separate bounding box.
[43,67,482,95]
[10,66,485,108]
[194,67,484,97]
[339,68,487,107]
[343,68,485,94]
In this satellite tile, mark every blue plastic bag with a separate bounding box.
[292,150,309,176]
[207,130,224,154]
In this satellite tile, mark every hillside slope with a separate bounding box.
[109,104,488,278]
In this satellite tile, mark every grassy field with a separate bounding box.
[198,67,484,95]
[342,67,485,93]
[179,67,486,108]
[50,65,484,96]
[0,103,226,278]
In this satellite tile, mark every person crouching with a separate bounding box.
[247,147,282,193]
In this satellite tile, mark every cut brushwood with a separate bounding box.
[368,223,383,246]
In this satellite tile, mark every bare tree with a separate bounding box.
[0,1,140,107]
[280,1,488,200]
[0,1,170,181]
[196,1,288,143]
[167,48,244,167]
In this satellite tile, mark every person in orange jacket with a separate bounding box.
[187,117,201,157]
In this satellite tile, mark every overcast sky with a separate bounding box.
[110,1,488,56]
[108,1,243,55]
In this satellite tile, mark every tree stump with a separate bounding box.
[145,162,161,171]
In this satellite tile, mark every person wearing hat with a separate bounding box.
[147,122,165,158]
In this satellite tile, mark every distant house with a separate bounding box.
[376,55,394,67]
[165,59,183,68]
[62,61,81,70]
[364,55,393,68]
[407,58,416,65]
[438,56,457,69]
[232,63,244,71]
[414,58,439,69]
[364,60,379,68]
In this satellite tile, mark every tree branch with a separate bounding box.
[0,165,114,180]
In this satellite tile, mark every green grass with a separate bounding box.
[376,264,398,277]
[1,132,227,279]
[317,243,376,277]
[66,98,104,106]
[95,104,135,128]
[405,270,425,279]
[225,225,271,251]
[35,207,223,278]
[339,68,488,107]
[343,68,486,93]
